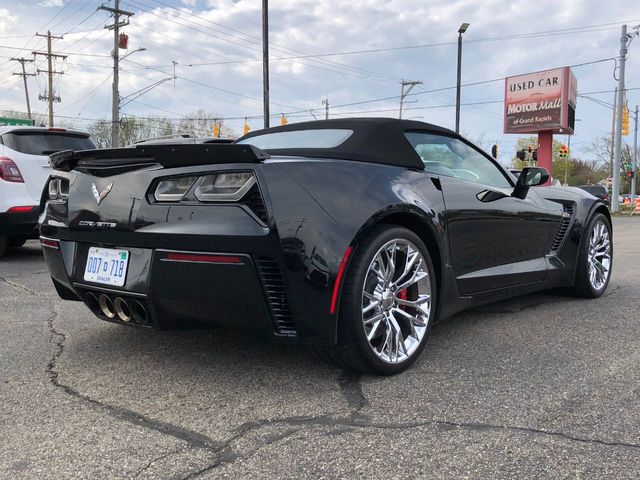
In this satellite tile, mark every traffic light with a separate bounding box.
[280,114,288,126]
[559,145,568,158]
[212,123,221,138]
[622,103,630,136]
[243,119,250,135]
[491,144,498,159]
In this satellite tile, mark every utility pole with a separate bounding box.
[632,105,638,203]
[612,25,628,213]
[399,80,422,119]
[262,0,269,129]
[33,31,65,127]
[321,98,329,120]
[99,0,134,148]
[10,57,36,120]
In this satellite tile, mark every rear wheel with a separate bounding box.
[315,226,436,375]
[568,213,612,298]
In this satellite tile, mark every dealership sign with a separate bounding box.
[504,67,577,134]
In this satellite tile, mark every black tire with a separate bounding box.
[0,236,7,258]
[9,236,27,248]
[315,225,436,375]
[568,212,612,298]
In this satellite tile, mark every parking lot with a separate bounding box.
[0,216,637,479]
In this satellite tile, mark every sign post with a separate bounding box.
[504,67,577,185]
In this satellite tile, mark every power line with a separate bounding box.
[122,0,400,84]
[139,0,402,82]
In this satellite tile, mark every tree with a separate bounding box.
[587,136,632,176]
[85,111,238,148]
[511,136,607,186]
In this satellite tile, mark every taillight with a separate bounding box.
[0,157,24,183]
[153,171,257,202]
[7,206,36,213]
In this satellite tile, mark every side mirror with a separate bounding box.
[512,167,549,199]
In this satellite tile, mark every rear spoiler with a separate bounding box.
[49,143,270,172]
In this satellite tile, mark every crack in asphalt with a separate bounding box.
[45,313,223,451]
[131,446,192,480]
[16,265,635,478]
[1,277,39,296]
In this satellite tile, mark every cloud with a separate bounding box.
[0,0,636,159]
[38,0,64,6]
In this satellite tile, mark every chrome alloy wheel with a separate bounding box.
[361,239,432,364]
[587,220,611,291]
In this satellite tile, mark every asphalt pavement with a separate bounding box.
[1,217,639,479]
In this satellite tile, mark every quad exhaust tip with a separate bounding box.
[84,292,100,315]
[130,300,148,325]
[85,292,150,325]
[98,294,115,319]
[114,297,131,322]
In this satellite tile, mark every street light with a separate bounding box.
[455,22,470,134]
[120,47,146,62]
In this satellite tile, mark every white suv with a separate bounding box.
[0,126,95,257]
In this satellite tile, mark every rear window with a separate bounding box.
[1,131,95,155]
[237,129,353,150]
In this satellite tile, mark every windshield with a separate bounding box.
[1,131,95,156]
[237,129,353,150]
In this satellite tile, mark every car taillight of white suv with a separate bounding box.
[0,156,25,182]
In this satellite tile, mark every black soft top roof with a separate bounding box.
[237,117,457,169]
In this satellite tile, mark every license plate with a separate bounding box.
[83,247,129,287]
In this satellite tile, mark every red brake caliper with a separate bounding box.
[397,288,408,311]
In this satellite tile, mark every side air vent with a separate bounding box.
[243,185,268,224]
[255,257,296,336]
[550,203,574,252]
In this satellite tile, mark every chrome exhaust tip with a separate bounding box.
[130,300,148,325]
[98,294,115,319]
[85,292,100,314]
[114,297,131,322]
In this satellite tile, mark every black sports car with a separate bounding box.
[40,118,613,375]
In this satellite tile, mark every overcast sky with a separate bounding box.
[0,0,638,162]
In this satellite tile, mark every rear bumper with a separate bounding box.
[0,209,39,237]
[42,238,296,340]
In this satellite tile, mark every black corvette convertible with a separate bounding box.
[40,118,612,374]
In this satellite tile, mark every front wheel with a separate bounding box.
[568,213,612,298]
[315,226,436,375]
